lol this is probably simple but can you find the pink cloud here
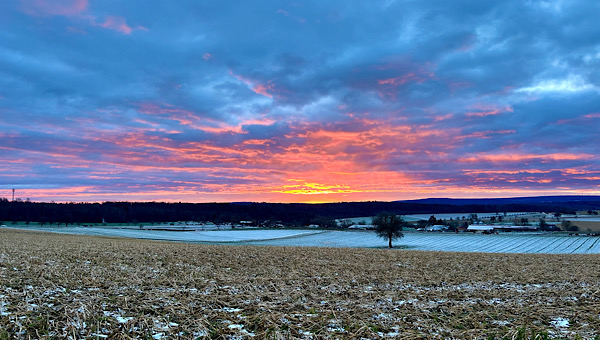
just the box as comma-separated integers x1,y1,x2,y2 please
555,112,600,125
466,104,513,117
373,62,435,100
460,152,594,163
202,53,213,61
20,0,146,35
377,73,419,86
229,71,282,98
20,0,88,17
136,102,246,134
98,16,135,35
458,130,516,140
252,83,275,98
433,113,453,122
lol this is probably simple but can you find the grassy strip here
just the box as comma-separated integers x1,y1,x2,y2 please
1,228,600,339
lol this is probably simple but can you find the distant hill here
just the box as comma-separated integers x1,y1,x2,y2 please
400,196,600,206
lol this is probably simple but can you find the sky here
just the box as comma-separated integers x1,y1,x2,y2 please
1,0,599,203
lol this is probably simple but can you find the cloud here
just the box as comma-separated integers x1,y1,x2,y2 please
1,0,599,202
96,16,137,35
19,0,88,17
517,74,598,94
18,0,145,35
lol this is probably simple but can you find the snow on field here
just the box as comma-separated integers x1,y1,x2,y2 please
4,225,600,254
563,217,600,222
2,226,325,243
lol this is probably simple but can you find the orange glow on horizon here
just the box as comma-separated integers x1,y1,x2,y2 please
10,185,600,204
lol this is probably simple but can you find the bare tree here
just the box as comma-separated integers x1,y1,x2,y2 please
373,213,406,248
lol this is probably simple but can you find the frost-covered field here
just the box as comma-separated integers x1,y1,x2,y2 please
1,228,600,339
1,226,325,243
5,226,600,254
251,231,600,254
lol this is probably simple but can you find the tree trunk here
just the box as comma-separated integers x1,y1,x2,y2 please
388,237,393,248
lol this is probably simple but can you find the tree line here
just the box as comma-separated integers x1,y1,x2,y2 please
1,198,598,227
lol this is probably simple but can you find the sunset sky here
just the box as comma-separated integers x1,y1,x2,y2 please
1,1,599,203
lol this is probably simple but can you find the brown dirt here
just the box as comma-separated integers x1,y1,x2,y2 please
1,228,600,339
565,220,600,232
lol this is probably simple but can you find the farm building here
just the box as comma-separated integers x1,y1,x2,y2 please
467,225,496,233
495,225,538,232
425,225,448,232
348,224,376,230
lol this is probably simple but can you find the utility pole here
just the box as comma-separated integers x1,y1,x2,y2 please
12,188,15,202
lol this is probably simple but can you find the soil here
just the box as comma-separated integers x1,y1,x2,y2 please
1,228,600,339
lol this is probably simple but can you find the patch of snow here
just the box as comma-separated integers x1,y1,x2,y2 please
328,326,345,332
103,311,133,324
153,320,170,331
228,324,244,329
299,330,313,337
551,317,569,328
116,316,133,324
194,330,208,337
491,320,510,326
222,307,242,313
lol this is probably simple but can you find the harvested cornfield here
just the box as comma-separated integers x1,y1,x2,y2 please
1,229,600,339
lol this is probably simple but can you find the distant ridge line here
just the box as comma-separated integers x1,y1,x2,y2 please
399,195,600,206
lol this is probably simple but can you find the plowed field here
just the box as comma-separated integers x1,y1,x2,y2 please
1,229,600,339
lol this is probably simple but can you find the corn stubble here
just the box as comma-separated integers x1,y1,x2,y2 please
1,228,600,339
